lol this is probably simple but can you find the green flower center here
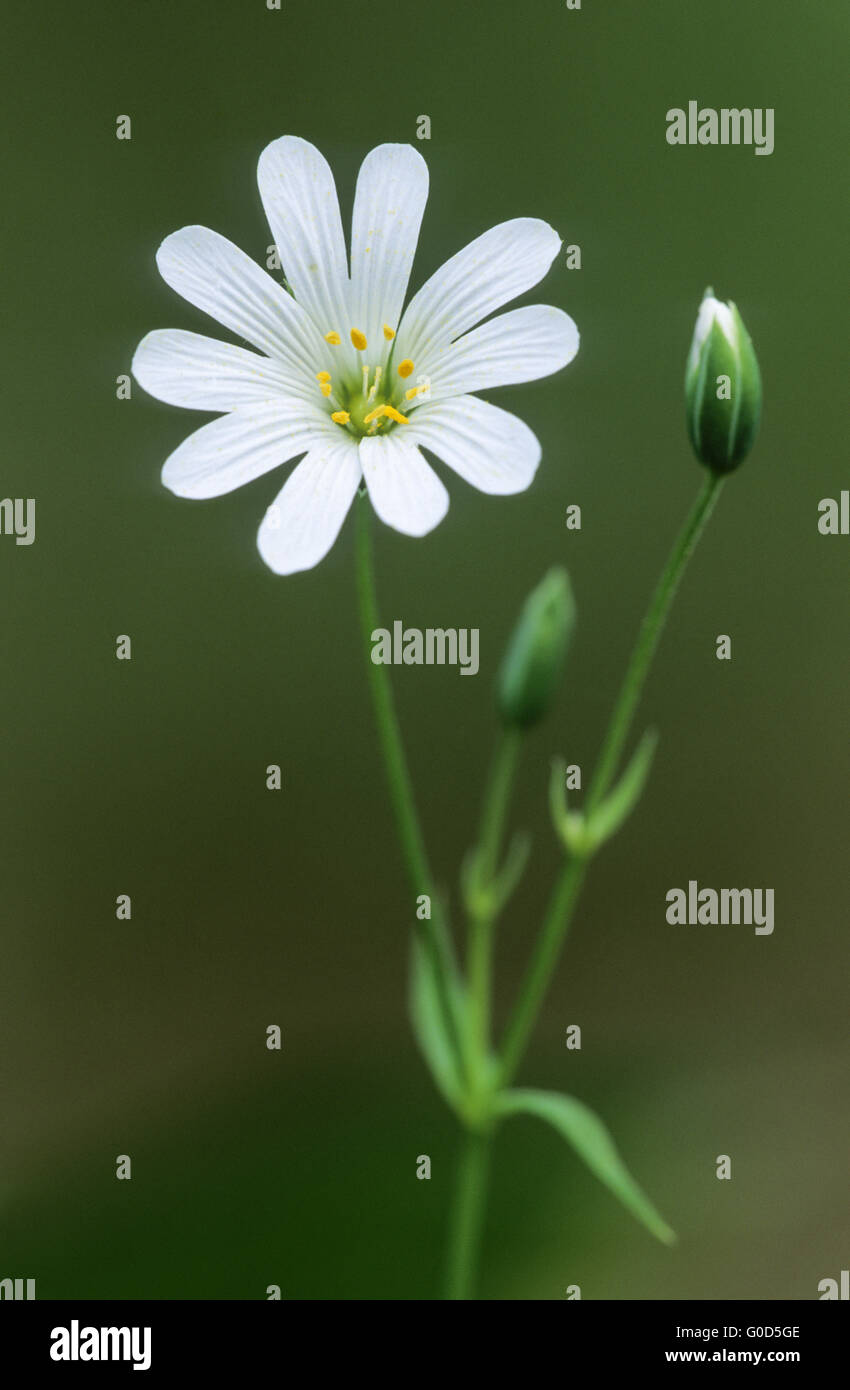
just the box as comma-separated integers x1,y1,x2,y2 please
315,324,424,439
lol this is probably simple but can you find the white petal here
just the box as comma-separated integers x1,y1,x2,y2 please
156,226,324,384
161,402,336,500
257,136,350,345
412,305,579,404
396,219,562,361
688,294,736,374
406,396,541,496
349,144,428,352
133,330,312,411
257,437,362,575
360,434,449,537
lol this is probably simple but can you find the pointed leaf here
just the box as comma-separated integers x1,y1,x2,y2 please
409,934,465,1108
489,831,531,915
496,1087,676,1244
549,757,591,856
586,728,658,851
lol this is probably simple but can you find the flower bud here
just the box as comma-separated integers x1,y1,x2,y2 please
685,289,762,474
497,568,575,730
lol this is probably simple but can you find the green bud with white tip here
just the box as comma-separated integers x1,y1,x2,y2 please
497,568,575,730
685,289,762,474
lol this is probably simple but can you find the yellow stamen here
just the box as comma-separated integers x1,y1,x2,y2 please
383,405,409,424
383,324,395,340
397,358,414,378
324,331,341,345
362,404,387,426
350,328,368,351
316,370,331,382
331,410,350,425
405,386,423,401
320,382,332,397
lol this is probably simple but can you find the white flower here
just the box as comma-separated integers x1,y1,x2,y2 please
132,137,579,575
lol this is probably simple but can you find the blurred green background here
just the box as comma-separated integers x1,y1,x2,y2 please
2,0,847,1299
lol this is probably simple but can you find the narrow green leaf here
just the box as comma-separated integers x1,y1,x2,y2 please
489,831,531,915
549,757,589,855
409,935,465,1109
496,1087,676,1245
586,728,658,851
462,831,531,921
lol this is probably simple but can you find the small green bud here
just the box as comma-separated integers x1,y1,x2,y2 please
685,288,762,474
497,568,575,730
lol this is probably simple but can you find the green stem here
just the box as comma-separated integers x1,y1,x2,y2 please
476,729,522,885
587,472,724,811
499,855,588,1086
467,728,521,1069
353,492,464,1081
499,472,725,1085
444,1128,492,1300
445,729,521,1301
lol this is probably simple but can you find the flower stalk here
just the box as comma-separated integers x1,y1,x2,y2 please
353,493,466,1093
499,470,723,1088
463,727,522,1081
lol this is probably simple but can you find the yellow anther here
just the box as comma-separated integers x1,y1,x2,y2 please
350,328,368,351
316,371,331,382
331,410,350,425
362,402,410,427
397,358,414,378
383,324,395,340
324,331,341,345
320,382,332,397
405,386,421,401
